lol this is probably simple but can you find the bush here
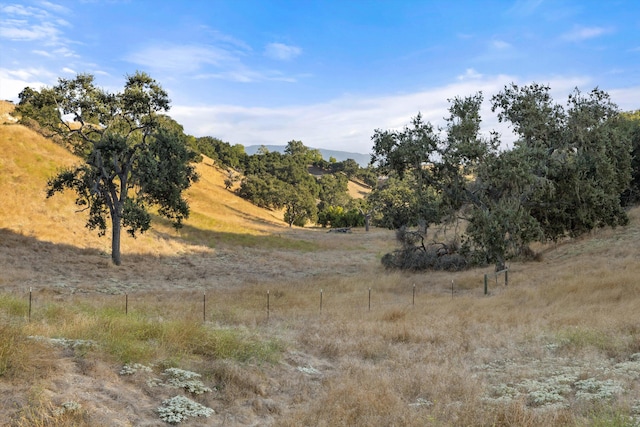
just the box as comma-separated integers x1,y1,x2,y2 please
381,247,468,271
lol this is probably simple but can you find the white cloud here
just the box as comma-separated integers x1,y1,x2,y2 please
170,73,625,154
0,67,55,100
0,19,60,41
491,39,511,50
561,26,611,42
33,49,53,57
457,68,483,81
127,43,300,83
607,86,640,112
54,47,77,57
38,1,71,14
125,45,235,73
0,2,74,56
171,74,508,153
264,42,302,61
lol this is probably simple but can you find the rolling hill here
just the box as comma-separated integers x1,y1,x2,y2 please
0,100,386,292
0,101,294,252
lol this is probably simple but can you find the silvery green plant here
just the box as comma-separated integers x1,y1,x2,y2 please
163,368,212,395
157,395,214,424
52,401,82,417
574,378,623,401
119,363,153,375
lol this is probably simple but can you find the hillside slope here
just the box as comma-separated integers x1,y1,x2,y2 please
0,101,290,254
0,101,391,293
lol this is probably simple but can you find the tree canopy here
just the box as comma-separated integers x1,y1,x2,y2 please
370,83,633,270
18,72,199,265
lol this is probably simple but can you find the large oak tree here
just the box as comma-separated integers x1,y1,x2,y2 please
18,72,199,265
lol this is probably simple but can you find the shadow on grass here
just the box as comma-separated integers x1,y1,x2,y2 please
151,215,317,251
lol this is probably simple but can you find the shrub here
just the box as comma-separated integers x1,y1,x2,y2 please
157,395,214,424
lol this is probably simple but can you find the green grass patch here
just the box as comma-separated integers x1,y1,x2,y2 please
583,405,636,427
0,323,22,376
0,293,28,317
24,301,283,365
555,327,624,357
191,327,283,363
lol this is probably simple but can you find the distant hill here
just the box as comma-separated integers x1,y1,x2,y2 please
244,145,371,167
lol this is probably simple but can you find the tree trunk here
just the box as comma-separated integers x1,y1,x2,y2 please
111,212,122,266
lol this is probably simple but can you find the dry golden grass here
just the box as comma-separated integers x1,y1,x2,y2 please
3,101,640,425
347,178,371,199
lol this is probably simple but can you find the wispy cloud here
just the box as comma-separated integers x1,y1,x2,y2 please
1,67,57,82
0,3,70,43
264,42,302,61
126,42,301,83
125,44,236,73
457,68,483,81
506,0,544,17
491,39,512,50
33,49,53,57
0,19,61,41
561,25,612,42
38,1,70,14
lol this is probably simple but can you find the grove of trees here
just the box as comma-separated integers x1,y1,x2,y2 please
205,137,371,228
370,83,638,270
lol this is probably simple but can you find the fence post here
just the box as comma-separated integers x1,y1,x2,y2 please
320,289,323,313
412,284,415,306
125,293,128,315
203,292,206,322
451,280,454,298
267,290,270,320
29,287,32,322
368,288,371,311
484,274,488,295
505,269,509,286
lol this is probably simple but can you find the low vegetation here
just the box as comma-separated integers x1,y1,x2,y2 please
2,213,640,426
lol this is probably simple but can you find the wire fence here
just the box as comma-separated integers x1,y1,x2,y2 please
9,269,510,324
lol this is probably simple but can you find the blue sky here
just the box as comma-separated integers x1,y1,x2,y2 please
1,0,639,154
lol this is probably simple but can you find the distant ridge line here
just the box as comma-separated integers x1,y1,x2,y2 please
244,145,370,167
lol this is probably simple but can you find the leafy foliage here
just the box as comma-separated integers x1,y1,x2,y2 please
236,140,360,227
193,136,247,170
370,83,632,269
620,110,640,205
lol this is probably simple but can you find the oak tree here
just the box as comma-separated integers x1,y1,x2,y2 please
20,72,199,265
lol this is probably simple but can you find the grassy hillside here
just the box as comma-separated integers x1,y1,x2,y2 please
0,101,300,253
3,100,640,426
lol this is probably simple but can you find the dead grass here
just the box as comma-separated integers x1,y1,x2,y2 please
3,104,640,425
